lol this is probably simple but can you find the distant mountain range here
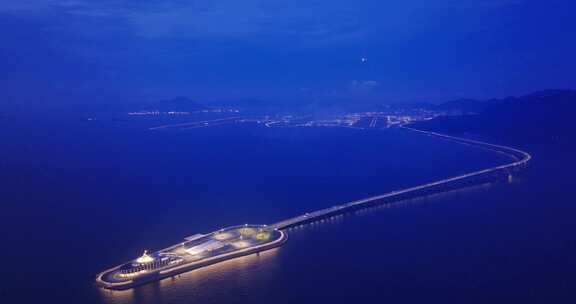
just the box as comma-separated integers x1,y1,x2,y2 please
412,89,576,144
432,98,497,113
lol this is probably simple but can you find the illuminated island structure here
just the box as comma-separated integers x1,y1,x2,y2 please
96,225,286,290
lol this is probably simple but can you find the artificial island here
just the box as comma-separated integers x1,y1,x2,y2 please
96,225,286,290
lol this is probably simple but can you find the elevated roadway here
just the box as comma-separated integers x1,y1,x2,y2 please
271,127,531,230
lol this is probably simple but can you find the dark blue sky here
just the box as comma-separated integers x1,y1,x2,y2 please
1,0,575,110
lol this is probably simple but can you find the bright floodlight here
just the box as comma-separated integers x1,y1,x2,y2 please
136,250,154,264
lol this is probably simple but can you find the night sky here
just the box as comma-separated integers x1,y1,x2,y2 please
1,0,575,110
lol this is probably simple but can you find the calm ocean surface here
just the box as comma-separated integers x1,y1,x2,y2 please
1,115,575,303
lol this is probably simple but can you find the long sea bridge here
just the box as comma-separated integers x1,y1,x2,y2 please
270,126,531,230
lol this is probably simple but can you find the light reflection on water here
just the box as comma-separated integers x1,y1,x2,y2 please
284,180,498,235
99,248,280,304
99,288,134,304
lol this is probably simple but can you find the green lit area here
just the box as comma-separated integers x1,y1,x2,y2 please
96,225,286,290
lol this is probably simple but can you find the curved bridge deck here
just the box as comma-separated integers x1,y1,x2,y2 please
271,127,531,230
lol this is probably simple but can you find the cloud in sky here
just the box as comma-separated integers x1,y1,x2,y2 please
0,0,521,43
4,0,576,109
0,1,361,41
350,80,380,93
